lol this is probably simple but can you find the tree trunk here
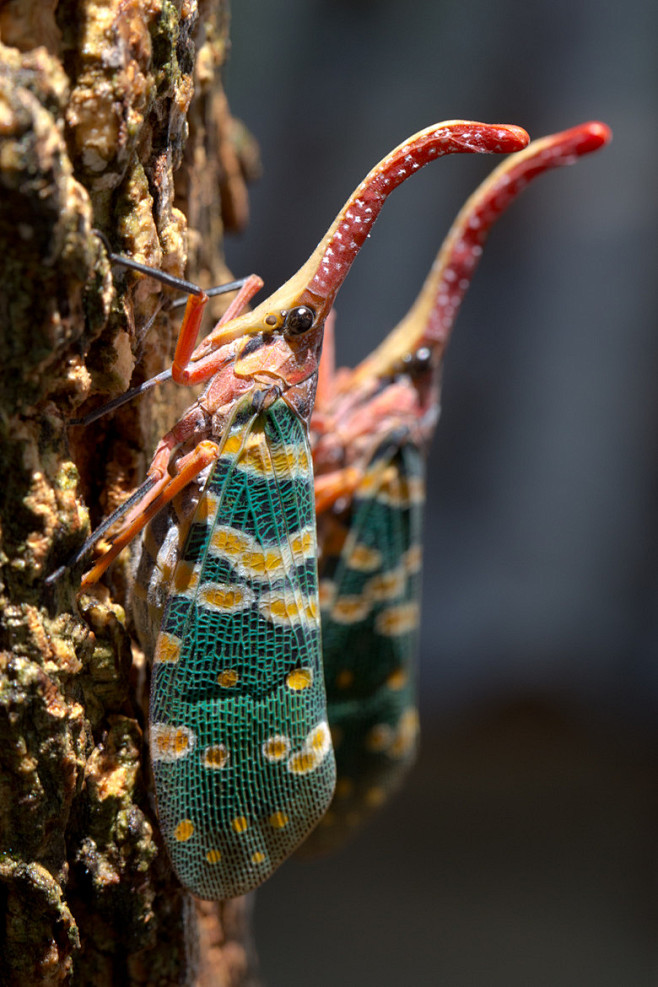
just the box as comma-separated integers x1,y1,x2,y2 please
0,2,260,983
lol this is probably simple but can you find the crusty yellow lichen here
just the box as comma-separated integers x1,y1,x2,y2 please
66,0,159,184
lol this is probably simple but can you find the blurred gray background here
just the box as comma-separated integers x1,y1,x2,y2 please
222,0,657,983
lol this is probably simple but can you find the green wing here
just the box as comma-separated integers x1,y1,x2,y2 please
307,435,424,854
150,398,335,899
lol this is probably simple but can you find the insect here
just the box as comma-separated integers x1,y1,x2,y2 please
305,121,611,854
72,121,530,900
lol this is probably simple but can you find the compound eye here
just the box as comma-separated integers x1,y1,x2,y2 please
283,305,315,335
401,346,432,376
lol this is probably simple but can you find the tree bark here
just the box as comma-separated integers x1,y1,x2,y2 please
0,2,260,983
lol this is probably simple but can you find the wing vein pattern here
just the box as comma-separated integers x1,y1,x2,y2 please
149,397,335,898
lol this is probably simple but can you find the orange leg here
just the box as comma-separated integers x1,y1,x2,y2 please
81,440,220,588
74,264,263,585
171,275,264,385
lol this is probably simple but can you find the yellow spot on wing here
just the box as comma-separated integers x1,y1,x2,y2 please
223,431,274,475
348,543,382,572
154,632,181,664
222,433,248,458
286,667,313,691
217,669,239,688
362,465,425,507
365,723,394,752
381,475,425,506
175,819,194,842
203,744,230,769
389,708,420,759
287,720,332,774
259,591,319,625
386,667,408,690
268,811,289,829
232,816,248,834
289,527,316,559
151,723,196,761
251,850,266,864
241,441,272,475
304,720,331,757
402,543,422,574
359,464,394,496
199,582,254,611
331,595,371,624
174,730,192,755
241,546,286,577
206,849,222,864
307,722,331,756
375,602,419,636
270,444,311,477
319,580,336,609
368,568,405,602
287,750,319,775
210,524,315,581
210,525,251,556
262,735,291,762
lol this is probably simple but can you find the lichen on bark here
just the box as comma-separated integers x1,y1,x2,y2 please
0,2,260,983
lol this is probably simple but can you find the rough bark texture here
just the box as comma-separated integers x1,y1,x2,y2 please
0,2,260,983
